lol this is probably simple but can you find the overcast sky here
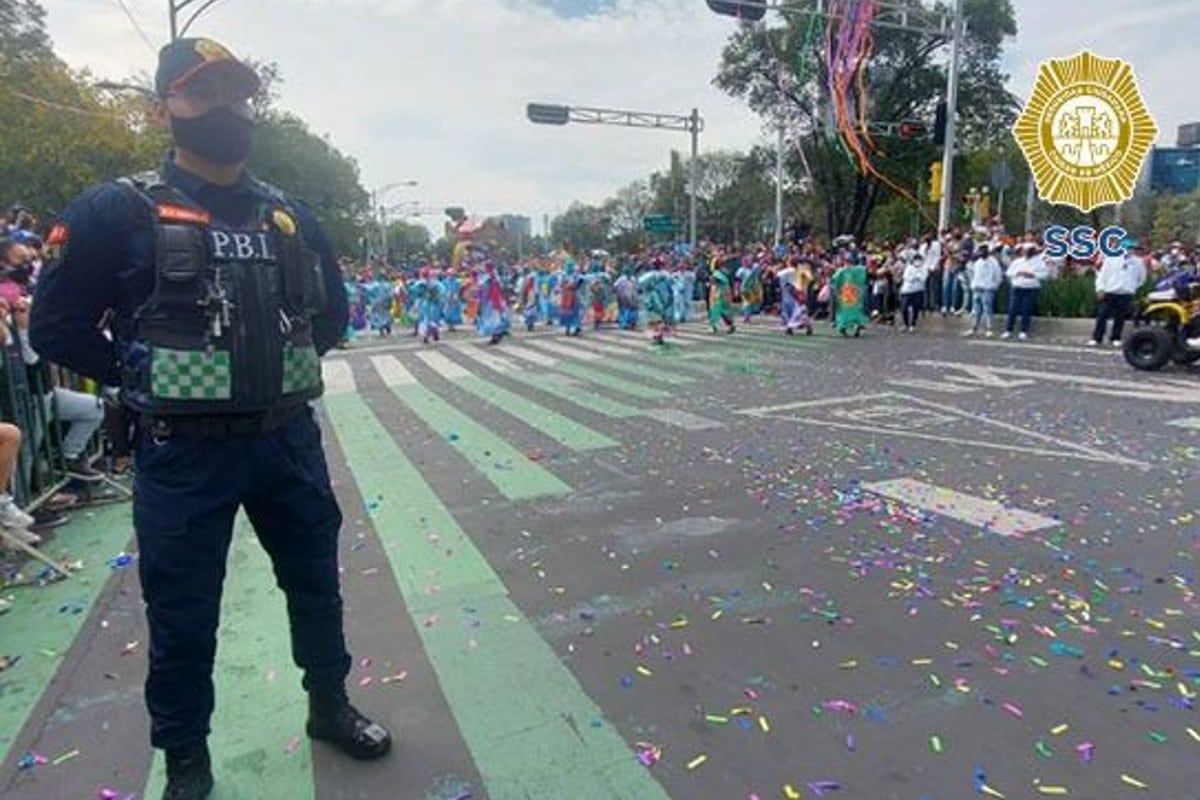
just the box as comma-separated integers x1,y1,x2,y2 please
43,0,1200,235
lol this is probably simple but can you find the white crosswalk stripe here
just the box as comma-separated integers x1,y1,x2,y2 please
502,345,559,367
525,339,605,362
370,355,418,386
452,346,521,375
414,350,472,381
321,359,357,395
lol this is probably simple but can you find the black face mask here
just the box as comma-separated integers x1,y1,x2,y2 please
170,106,254,165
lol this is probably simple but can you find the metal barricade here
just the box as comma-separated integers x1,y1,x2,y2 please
0,341,70,509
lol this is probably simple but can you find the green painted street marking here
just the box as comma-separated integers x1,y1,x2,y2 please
144,515,316,800
324,394,671,800
525,339,696,386
454,348,642,419
503,347,670,402
0,505,132,765
371,356,571,501
415,349,617,452
574,337,718,374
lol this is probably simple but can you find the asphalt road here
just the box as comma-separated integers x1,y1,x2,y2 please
3,316,1198,800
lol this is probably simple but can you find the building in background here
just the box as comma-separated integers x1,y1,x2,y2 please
1148,123,1200,194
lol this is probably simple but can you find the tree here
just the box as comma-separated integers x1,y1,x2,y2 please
550,202,612,253
383,219,430,264
713,0,1018,237
608,180,653,251
248,111,370,257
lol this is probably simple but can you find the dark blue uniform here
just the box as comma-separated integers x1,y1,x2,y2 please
30,160,352,750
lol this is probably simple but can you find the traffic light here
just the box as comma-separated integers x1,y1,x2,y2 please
705,0,767,21
929,162,943,201
933,101,948,147
899,120,927,140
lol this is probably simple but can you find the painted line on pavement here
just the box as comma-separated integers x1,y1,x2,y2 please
415,351,618,452
570,337,719,376
0,505,133,767
453,348,641,419
369,355,418,386
1166,417,1200,430
143,514,317,800
321,360,357,395
864,477,1061,537
370,356,571,501
967,339,1119,357
913,359,1200,403
323,394,672,800
526,339,696,386
503,348,671,402
497,345,557,367
641,407,723,430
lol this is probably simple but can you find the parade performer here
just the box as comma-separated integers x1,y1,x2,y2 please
639,261,675,344
476,261,511,344
830,259,869,337
737,256,764,323
586,258,612,330
366,274,394,337
462,267,480,327
559,258,584,336
515,266,539,331
709,267,737,334
538,267,558,325
614,265,639,330
777,260,814,335
416,267,443,343
348,277,368,335
441,268,464,331
672,263,695,324
391,273,414,331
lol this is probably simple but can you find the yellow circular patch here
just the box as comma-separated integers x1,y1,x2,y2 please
1012,50,1158,212
272,209,297,236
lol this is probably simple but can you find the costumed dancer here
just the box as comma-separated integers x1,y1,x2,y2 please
709,267,737,334
586,257,612,330
830,258,869,337
639,260,674,344
737,256,764,323
462,267,480,328
476,261,511,344
614,264,639,330
441,268,464,331
416,267,444,343
348,275,368,336
391,272,413,331
672,262,694,324
558,258,584,336
515,266,539,331
538,267,558,326
777,259,814,335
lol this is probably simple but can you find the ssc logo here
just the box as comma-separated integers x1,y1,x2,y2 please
1043,225,1128,260
1012,51,1157,212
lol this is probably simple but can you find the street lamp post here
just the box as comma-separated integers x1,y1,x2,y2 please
373,181,419,262
168,0,231,41
527,102,705,249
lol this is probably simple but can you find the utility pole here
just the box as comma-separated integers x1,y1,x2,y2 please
937,0,964,233
1024,175,1037,234
775,125,785,247
690,107,700,250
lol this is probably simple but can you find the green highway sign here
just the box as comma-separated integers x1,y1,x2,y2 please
642,214,678,233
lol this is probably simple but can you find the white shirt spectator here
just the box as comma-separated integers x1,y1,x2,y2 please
922,239,942,272
900,261,928,294
1095,254,1146,295
1007,253,1048,289
971,255,1004,291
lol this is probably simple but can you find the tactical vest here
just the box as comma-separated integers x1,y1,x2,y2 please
120,174,327,416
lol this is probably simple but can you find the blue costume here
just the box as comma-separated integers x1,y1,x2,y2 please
441,272,464,328
558,260,584,336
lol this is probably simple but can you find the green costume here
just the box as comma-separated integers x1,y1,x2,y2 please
831,264,869,335
709,268,736,332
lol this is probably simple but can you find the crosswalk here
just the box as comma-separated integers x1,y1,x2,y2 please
1,323,830,800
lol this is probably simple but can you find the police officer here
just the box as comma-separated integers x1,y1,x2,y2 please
29,38,390,800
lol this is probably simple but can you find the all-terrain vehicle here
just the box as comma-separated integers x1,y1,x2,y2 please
1124,270,1200,371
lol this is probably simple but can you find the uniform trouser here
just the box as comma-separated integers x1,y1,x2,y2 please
1092,293,1134,343
1005,287,1039,334
900,291,924,328
133,406,350,750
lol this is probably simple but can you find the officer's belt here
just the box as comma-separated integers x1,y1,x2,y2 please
140,405,305,440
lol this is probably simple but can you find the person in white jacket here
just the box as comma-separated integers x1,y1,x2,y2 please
898,253,928,332
1002,242,1049,339
1088,243,1147,347
965,245,1004,336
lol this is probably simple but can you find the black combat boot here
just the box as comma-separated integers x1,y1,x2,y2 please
306,689,392,760
163,741,213,800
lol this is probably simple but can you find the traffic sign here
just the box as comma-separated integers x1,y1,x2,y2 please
642,215,678,233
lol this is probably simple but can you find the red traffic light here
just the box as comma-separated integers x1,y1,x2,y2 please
899,121,927,140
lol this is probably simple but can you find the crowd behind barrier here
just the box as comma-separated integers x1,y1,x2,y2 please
0,205,118,555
